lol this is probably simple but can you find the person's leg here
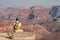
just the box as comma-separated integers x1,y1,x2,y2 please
15,30,23,32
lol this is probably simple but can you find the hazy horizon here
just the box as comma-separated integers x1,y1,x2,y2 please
0,0,60,8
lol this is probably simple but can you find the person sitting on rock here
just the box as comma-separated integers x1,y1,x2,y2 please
14,17,23,32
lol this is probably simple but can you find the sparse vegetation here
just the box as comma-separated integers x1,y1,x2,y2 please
8,14,12,19
56,15,60,18
49,6,58,17
28,13,34,19
6,31,14,39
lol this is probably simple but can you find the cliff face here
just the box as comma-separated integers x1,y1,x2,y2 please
0,6,60,40
0,32,35,40
0,6,60,32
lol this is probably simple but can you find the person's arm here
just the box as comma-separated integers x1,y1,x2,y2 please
19,22,21,27
14,23,16,32
14,23,16,25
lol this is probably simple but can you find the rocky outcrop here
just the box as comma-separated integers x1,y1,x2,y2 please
0,32,35,40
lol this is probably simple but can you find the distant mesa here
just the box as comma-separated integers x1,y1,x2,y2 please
30,5,46,10
19,6,29,9
6,7,17,10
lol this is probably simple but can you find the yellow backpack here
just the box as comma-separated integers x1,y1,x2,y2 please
14,22,20,30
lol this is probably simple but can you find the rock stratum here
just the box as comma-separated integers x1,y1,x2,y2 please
0,32,35,40
0,6,60,40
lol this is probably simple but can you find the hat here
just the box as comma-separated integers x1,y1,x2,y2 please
16,17,19,21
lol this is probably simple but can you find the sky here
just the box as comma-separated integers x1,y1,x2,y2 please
0,0,60,8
